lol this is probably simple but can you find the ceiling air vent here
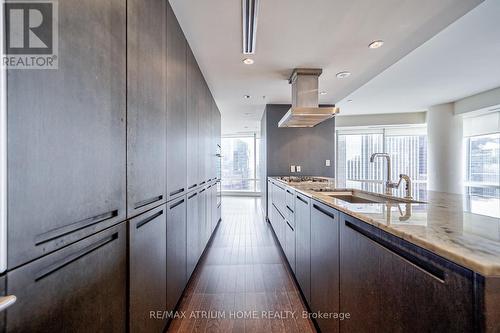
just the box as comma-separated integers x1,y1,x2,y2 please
242,0,259,54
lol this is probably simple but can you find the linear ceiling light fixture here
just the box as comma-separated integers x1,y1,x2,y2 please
242,0,260,54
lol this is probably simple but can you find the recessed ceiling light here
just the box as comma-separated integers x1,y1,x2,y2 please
244,95,251,99
368,40,384,49
242,58,254,65
336,71,351,79
319,91,327,95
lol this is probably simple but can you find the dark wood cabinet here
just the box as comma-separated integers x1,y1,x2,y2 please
6,223,127,333
187,46,200,191
311,200,340,333
166,2,187,201
7,0,126,269
187,191,200,279
295,193,311,303
129,206,167,333
127,0,167,217
340,213,474,332
166,196,187,312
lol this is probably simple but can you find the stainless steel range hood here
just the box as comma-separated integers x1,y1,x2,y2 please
278,68,339,128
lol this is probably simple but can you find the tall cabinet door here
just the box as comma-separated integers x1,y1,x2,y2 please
311,200,340,333
6,223,127,333
295,194,311,303
187,46,200,191
198,187,207,252
127,0,167,216
7,0,126,269
129,206,167,333
166,2,187,201
166,196,187,312
187,191,199,279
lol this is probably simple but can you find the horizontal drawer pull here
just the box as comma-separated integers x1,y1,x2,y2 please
134,195,163,209
286,221,294,231
345,220,445,281
169,199,185,210
199,189,206,194
35,233,118,281
273,204,285,219
188,192,198,200
188,184,198,189
199,181,206,185
35,209,118,246
136,210,163,229
286,205,294,213
169,188,185,196
313,204,335,219
296,195,308,205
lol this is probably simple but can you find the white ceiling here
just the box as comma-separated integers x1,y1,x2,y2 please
337,0,500,115
170,0,484,134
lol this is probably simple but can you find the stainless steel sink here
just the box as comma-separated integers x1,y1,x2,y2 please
313,189,425,204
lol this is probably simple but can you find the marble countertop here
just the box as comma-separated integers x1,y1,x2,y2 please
270,177,500,277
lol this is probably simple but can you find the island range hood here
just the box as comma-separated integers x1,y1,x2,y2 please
278,68,339,128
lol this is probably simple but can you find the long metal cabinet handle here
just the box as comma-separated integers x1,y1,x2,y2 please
136,210,163,229
169,199,185,210
134,195,163,209
313,204,335,219
169,188,185,196
297,195,308,204
0,296,16,312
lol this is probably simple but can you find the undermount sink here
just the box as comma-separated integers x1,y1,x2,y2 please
313,189,425,204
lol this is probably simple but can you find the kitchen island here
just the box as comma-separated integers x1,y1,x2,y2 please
267,176,500,332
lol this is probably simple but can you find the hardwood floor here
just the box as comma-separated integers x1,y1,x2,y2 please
168,196,316,333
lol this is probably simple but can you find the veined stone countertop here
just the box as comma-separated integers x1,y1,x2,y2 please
270,177,500,277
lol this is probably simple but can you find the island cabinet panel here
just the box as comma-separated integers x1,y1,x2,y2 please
129,206,167,333
127,0,167,217
7,0,126,269
295,193,312,304
6,223,127,333
166,1,187,202
166,196,187,313
311,200,340,333
339,213,475,333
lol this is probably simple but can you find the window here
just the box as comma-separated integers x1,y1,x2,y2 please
336,126,427,199
221,135,260,193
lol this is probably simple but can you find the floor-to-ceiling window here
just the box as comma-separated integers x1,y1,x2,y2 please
336,126,427,199
463,112,500,218
221,134,260,194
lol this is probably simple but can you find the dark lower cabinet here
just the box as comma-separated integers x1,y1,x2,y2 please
126,0,167,217
294,194,311,303
340,213,474,332
129,206,167,333
5,223,127,333
187,191,200,278
311,200,340,333
285,220,296,273
166,196,187,312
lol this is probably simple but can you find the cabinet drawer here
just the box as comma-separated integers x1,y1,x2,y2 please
6,223,127,333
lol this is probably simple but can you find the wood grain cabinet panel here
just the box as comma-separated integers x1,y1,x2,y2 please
6,223,127,333
7,0,126,269
166,196,187,312
129,206,167,333
127,0,167,217
311,200,340,333
166,2,187,201
340,213,474,332
294,193,311,304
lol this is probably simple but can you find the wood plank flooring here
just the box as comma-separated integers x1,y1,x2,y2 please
168,196,316,333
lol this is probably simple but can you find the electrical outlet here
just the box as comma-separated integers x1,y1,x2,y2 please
296,165,301,172
326,159,331,166
290,165,296,173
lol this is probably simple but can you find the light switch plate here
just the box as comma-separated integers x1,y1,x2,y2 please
290,165,296,173
326,159,331,166
296,165,301,172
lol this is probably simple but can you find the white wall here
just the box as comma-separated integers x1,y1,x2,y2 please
427,103,464,194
